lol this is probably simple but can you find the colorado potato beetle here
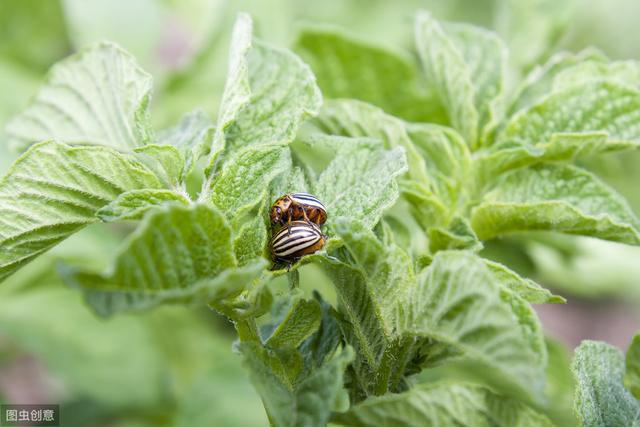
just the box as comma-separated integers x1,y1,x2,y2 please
270,220,326,264
269,192,327,228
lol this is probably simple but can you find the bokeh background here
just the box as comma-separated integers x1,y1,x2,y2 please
1,0,639,426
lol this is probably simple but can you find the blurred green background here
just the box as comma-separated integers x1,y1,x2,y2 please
1,0,639,426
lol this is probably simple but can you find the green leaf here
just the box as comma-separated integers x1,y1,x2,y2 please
552,60,640,91
502,81,640,146
415,13,506,147
264,297,322,350
6,41,153,152
415,12,478,145
445,22,508,144
572,340,640,427
0,141,161,282
233,214,268,266
154,109,215,177
313,137,407,229
406,124,470,215
96,189,189,222
333,382,555,427
428,217,482,253
294,26,444,123
472,164,640,245
210,145,291,220
240,342,353,427
484,259,565,304
476,131,638,180
625,334,640,400
318,219,415,396
62,204,266,316
205,13,321,175
223,39,322,150
508,49,607,115
400,251,547,402
134,144,186,189
206,13,252,168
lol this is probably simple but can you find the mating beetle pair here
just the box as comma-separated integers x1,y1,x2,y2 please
268,193,328,264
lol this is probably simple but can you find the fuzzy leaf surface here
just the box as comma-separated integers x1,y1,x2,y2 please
334,382,554,427
0,141,161,281
572,340,640,427
472,165,640,244
6,42,152,151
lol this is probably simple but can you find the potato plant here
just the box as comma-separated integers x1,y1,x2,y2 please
1,9,640,427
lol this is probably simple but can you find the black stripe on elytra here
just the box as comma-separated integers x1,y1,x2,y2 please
272,227,317,245
275,234,319,252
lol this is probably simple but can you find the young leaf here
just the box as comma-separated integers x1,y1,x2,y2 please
0,141,162,282
625,334,640,400
240,342,353,427
294,26,445,123
508,49,607,115
223,39,322,150
134,144,186,188
472,164,640,245
445,22,508,144
264,297,322,350
400,251,547,402
62,204,266,316
572,340,640,427
204,13,251,170
312,137,407,229
6,42,153,152
406,124,470,212
96,189,189,222
501,81,640,146
210,145,291,220
484,259,565,304
415,13,506,147
205,13,321,175
333,382,555,427
428,217,482,253
310,99,429,185
154,109,215,176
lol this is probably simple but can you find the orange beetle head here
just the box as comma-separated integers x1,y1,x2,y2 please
269,195,292,224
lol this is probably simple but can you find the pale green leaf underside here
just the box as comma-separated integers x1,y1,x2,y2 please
6,41,152,152
572,340,640,427
64,204,264,316
96,189,189,222
225,39,322,149
472,164,640,245
210,145,291,219
502,81,640,146
625,334,640,400
415,11,478,145
334,382,554,427
241,342,353,427
0,141,161,282
313,138,407,229
294,26,443,123
400,251,547,401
